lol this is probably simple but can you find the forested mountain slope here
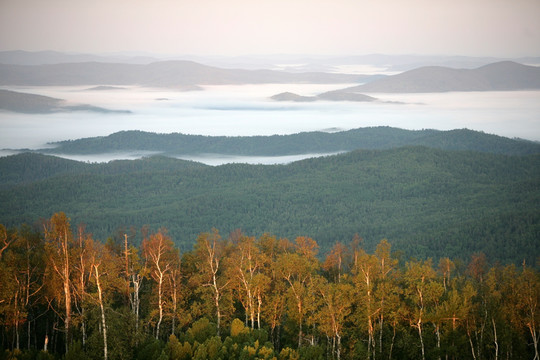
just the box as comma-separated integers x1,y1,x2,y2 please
42,127,540,156
1,147,538,265
0,152,206,188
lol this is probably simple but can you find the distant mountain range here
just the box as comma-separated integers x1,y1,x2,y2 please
344,61,540,93
0,89,130,114
268,61,540,99
1,52,538,91
0,50,159,65
2,50,539,73
32,127,540,157
0,60,371,87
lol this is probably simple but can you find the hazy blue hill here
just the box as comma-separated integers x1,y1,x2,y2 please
271,91,377,102
0,147,538,265
475,61,540,89
270,92,317,102
0,89,63,113
316,90,377,101
0,60,369,87
42,127,540,156
0,89,130,114
0,50,158,65
347,61,540,92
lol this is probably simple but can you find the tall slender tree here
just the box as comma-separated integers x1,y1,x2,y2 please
194,229,230,335
312,275,353,360
352,248,379,359
276,237,318,348
88,238,120,360
142,229,176,339
72,225,92,346
404,259,438,360
517,265,540,360
374,239,397,358
43,212,74,353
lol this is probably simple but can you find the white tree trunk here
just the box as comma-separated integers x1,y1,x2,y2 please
156,273,163,339
94,265,108,360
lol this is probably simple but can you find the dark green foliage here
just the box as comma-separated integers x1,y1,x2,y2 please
135,338,164,360
185,318,217,344
64,341,90,360
41,127,540,156
102,308,140,360
167,335,192,360
1,146,538,264
298,345,324,359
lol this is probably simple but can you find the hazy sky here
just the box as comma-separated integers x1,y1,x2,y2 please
1,0,539,57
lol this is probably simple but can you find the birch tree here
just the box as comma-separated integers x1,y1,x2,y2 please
142,229,176,339
352,248,379,359
43,212,74,353
193,229,231,335
88,238,120,360
404,259,438,360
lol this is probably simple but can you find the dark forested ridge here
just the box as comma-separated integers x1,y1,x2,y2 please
0,152,206,189
0,215,539,360
1,146,538,265
40,127,540,156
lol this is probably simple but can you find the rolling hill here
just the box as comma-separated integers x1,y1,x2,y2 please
0,141,538,265
270,91,377,102
0,60,371,87
39,127,540,157
343,61,540,93
0,89,130,114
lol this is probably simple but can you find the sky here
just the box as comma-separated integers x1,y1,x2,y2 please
0,0,539,57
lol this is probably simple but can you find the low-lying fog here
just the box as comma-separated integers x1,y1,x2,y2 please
1,84,539,165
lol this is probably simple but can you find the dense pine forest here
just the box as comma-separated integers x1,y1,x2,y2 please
1,143,539,265
40,128,540,156
0,213,539,360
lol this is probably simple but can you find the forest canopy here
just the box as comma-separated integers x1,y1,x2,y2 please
1,145,538,265
0,214,539,360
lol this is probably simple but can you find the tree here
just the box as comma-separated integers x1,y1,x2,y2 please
323,242,348,283
228,235,268,329
0,224,14,260
88,238,120,360
142,229,176,339
128,242,144,332
193,229,229,335
276,237,318,349
0,229,26,350
466,252,489,360
72,225,92,346
516,265,540,360
352,248,379,359
312,275,352,360
438,257,455,292
374,239,398,358
404,259,439,360
440,279,475,360
43,212,74,353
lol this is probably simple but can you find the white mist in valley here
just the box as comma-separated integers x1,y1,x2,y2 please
1,84,539,164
